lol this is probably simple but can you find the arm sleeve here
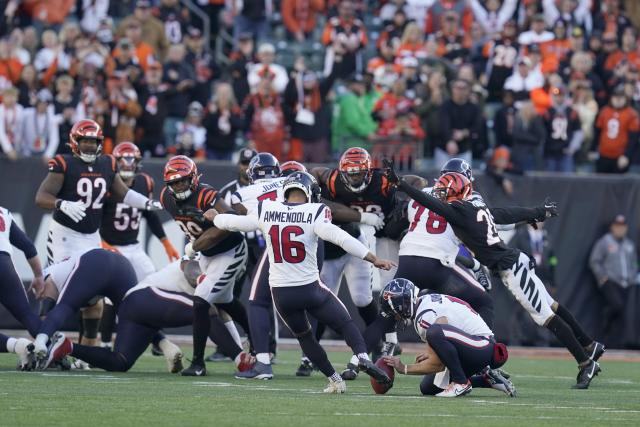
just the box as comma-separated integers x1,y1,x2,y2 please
497,0,518,26
142,210,167,240
9,222,37,259
397,180,458,221
489,206,545,224
313,221,369,259
123,189,151,209
213,213,260,232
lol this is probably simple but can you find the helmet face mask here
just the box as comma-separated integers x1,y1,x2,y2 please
248,153,280,183
433,172,472,203
339,147,372,193
113,142,141,180
70,119,104,164
77,137,102,163
379,279,417,323
163,155,199,201
168,177,193,200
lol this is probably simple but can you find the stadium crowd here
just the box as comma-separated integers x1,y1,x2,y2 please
1,0,640,174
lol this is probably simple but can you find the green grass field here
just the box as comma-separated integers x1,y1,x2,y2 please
0,347,638,427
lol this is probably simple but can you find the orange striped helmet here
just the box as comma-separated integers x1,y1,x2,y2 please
113,142,141,179
338,147,372,193
163,155,200,200
432,172,472,203
69,119,104,164
280,160,307,176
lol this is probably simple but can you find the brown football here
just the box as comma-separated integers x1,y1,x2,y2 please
370,358,395,394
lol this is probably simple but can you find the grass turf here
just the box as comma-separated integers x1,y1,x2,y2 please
0,348,638,427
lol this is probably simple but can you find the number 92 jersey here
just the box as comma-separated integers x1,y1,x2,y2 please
100,173,154,246
399,187,460,266
48,154,117,234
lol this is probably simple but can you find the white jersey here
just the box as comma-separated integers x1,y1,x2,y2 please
399,188,460,266
43,256,78,294
125,260,194,298
231,177,288,214
0,206,15,255
414,293,493,341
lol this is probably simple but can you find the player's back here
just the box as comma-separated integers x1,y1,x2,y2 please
399,187,460,265
0,206,15,255
232,177,287,213
414,293,492,341
258,200,329,287
127,260,194,297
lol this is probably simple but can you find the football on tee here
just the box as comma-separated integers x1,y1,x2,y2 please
370,358,394,394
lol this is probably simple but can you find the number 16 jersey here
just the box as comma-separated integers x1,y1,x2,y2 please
48,154,117,234
399,187,460,267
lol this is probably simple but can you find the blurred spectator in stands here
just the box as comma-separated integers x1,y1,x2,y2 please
284,56,339,163
33,30,72,78
425,0,473,35
231,0,272,46
572,81,599,162
169,101,207,161
379,0,410,26
20,88,58,162
123,18,157,72
158,0,190,45
436,79,481,167
331,74,378,154
539,19,571,74
374,97,425,168
511,100,546,171
469,0,517,37
482,20,520,103
593,0,633,39
493,89,516,147
416,68,448,157
542,86,583,172
53,75,75,155
108,0,136,19
396,22,429,61
185,26,219,106
202,0,226,40
80,0,110,35
282,0,324,42
558,27,586,81
399,56,424,100
95,17,116,48
108,72,142,145
163,43,195,145
16,64,37,107
504,56,544,101
118,0,168,61
377,8,409,53
542,0,593,34
136,61,170,157
248,43,288,94
229,33,255,104
567,50,606,106
0,86,23,161
0,38,23,90
603,27,640,89
373,78,413,124
9,29,32,66
322,0,367,78
204,82,244,160
26,0,75,33
106,38,144,82
243,77,287,160
596,31,619,81
518,14,554,46
432,11,472,66
590,214,638,347
485,146,521,196
368,37,401,78
594,85,639,173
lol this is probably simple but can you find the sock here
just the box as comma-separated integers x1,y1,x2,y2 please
385,333,398,344
357,300,379,326
339,320,368,355
82,318,100,340
35,333,48,348
329,372,342,382
100,303,116,344
546,315,589,364
224,320,243,348
301,356,310,363
256,352,270,365
349,354,359,365
209,314,243,360
192,297,211,363
6,337,16,353
216,299,251,343
554,304,593,347
297,330,335,377
357,352,369,361
158,338,177,355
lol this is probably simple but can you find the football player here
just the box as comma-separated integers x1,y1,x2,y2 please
386,161,605,389
380,279,515,397
35,119,162,347
45,259,254,375
160,155,248,376
210,171,394,393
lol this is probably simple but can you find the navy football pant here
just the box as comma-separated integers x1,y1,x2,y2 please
71,287,243,371
0,253,41,336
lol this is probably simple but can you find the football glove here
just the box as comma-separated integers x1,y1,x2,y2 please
382,159,399,185
57,200,86,223
145,199,163,211
543,198,558,218
184,241,196,258
360,212,385,230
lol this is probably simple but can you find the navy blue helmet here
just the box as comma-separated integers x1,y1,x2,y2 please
440,158,473,181
248,152,280,182
379,278,417,320
283,171,321,203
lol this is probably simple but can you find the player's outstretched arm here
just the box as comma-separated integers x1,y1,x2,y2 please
489,198,558,225
112,175,162,211
383,346,445,375
211,210,260,233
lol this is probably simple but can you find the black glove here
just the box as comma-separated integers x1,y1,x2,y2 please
383,159,399,185
542,197,558,218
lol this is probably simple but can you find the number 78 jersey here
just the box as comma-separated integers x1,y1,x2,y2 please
399,187,461,266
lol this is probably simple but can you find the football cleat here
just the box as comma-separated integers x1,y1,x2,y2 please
474,265,492,290
340,363,359,380
588,341,605,362
323,379,346,394
436,381,472,397
33,340,48,370
205,349,231,362
484,368,517,397
573,360,601,389
358,358,391,386
15,339,36,371
236,352,256,372
235,361,273,380
181,360,207,376
43,333,73,371
151,343,164,356
159,340,183,373
296,358,314,377
380,342,399,357
70,359,91,370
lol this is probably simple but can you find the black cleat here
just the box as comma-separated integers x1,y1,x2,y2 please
484,368,517,397
587,341,605,362
340,363,359,380
573,360,601,389
381,342,398,357
181,360,207,376
151,343,164,357
295,358,314,377
205,349,231,362
358,358,391,386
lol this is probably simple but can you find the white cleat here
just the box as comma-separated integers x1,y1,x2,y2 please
71,359,91,370
14,339,35,371
33,341,48,370
323,379,347,394
159,339,184,373
436,381,472,398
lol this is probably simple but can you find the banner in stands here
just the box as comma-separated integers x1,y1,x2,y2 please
1,158,639,348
